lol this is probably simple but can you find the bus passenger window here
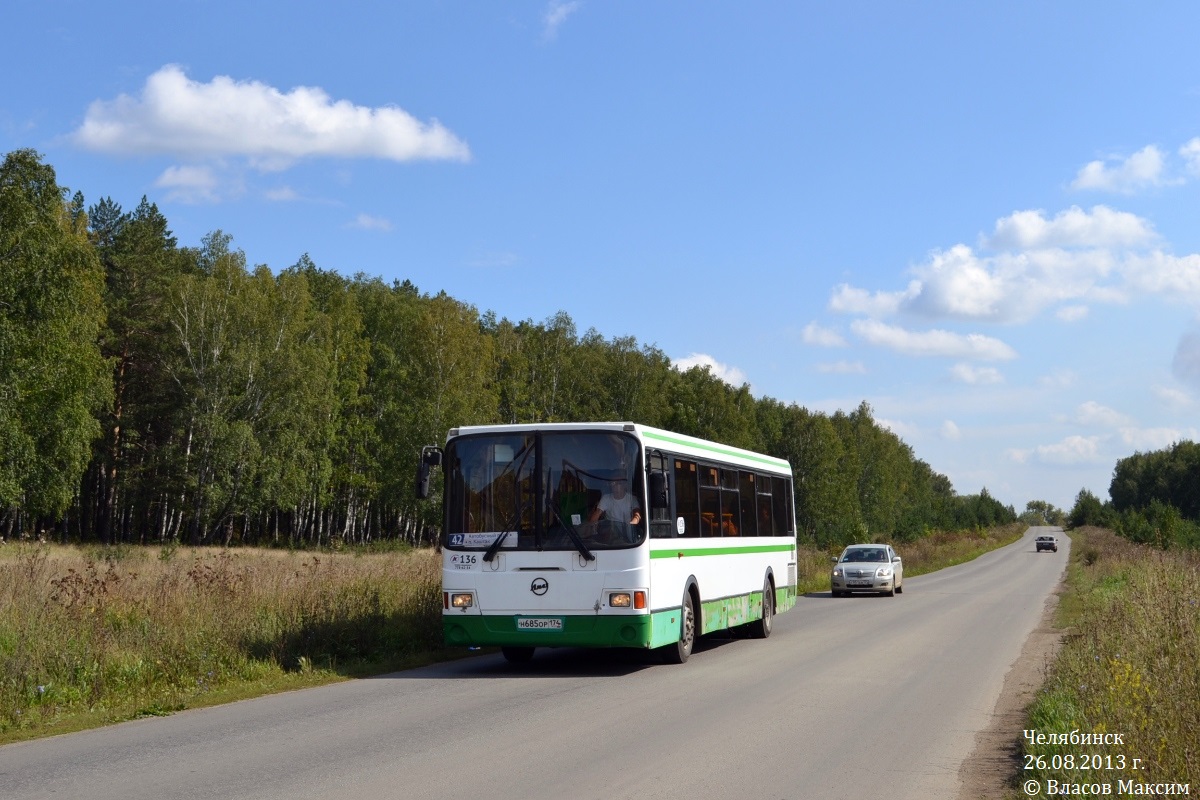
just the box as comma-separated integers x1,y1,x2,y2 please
674,459,700,537
740,471,757,537
700,485,721,537
772,476,793,535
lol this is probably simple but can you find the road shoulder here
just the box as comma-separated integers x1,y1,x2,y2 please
956,581,1065,799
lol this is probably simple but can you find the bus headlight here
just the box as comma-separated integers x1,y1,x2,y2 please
447,592,474,609
608,591,646,609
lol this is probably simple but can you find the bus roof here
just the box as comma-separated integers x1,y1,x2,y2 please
445,422,792,475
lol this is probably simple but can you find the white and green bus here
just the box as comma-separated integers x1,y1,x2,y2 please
416,422,798,664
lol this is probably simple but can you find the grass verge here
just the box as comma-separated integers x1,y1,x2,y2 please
0,544,444,744
1018,526,1198,791
1,524,1024,744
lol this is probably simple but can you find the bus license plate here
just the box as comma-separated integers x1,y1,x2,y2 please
516,617,563,630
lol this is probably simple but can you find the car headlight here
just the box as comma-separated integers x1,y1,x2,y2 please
832,568,843,578
875,567,892,578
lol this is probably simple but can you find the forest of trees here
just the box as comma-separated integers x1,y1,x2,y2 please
1,149,1016,549
1068,440,1200,549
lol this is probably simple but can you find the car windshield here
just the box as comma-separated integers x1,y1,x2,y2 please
443,430,645,551
843,548,887,562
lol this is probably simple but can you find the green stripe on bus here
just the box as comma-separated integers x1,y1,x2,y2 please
641,430,790,470
649,543,796,558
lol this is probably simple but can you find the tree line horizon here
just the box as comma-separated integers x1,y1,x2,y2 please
26,146,1175,550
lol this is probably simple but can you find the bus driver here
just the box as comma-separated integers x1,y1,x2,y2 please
589,477,642,526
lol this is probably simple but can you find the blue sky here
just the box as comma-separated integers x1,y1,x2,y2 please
5,1,1200,512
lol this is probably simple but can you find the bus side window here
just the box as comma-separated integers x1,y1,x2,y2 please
674,459,700,537
648,453,674,538
757,474,773,538
772,476,794,535
719,468,740,536
699,465,721,537
740,471,758,537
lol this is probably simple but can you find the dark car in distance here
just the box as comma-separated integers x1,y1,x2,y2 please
1035,535,1058,552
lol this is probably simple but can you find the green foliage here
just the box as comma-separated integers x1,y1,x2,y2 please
1109,440,1200,522
1116,500,1200,550
1068,488,1113,530
1023,499,1067,526
4,149,1010,546
0,150,111,518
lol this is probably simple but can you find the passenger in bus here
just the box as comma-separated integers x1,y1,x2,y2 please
589,477,642,526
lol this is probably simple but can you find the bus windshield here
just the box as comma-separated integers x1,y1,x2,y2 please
444,430,644,551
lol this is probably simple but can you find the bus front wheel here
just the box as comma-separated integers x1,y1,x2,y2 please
662,592,695,664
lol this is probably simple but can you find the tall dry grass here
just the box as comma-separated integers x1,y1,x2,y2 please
1,524,1025,742
0,544,440,740
1023,527,1199,788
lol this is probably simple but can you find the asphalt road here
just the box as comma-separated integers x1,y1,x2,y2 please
0,526,1068,800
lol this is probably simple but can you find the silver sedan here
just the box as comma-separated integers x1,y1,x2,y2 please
831,544,903,597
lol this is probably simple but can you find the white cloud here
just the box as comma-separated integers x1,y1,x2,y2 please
816,360,866,374
543,1,582,41
1071,145,1168,193
878,418,919,440
802,321,846,347
850,319,1017,361
1006,448,1032,464
1056,305,1089,322
1039,369,1077,390
904,245,1008,319
829,282,914,317
903,243,1127,323
949,363,1004,385
828,205,1200,327
1153,384,1193,410
1182,138,1200,177
985,205,1157,251
1036,435,1103,465
73,64,470,166
672,353,748,386
346,213,393,232
1075,401,1131,428
264,186,300,202
1118,426,1197,450
154,164,220,203
1124,252,1200,302
941,420,962,440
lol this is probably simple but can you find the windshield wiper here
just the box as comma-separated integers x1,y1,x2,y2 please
483,528,509,563
484,500,531,563
548,499,595,562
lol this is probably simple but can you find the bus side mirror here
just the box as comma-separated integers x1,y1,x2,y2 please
649,472,668,510
415,446,442,500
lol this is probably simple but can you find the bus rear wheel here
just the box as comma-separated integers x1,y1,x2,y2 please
662,592,695,664
749,578,773,639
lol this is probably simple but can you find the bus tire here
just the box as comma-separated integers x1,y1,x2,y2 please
662,591,695,664
749,577,773,639
501,646,535,664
